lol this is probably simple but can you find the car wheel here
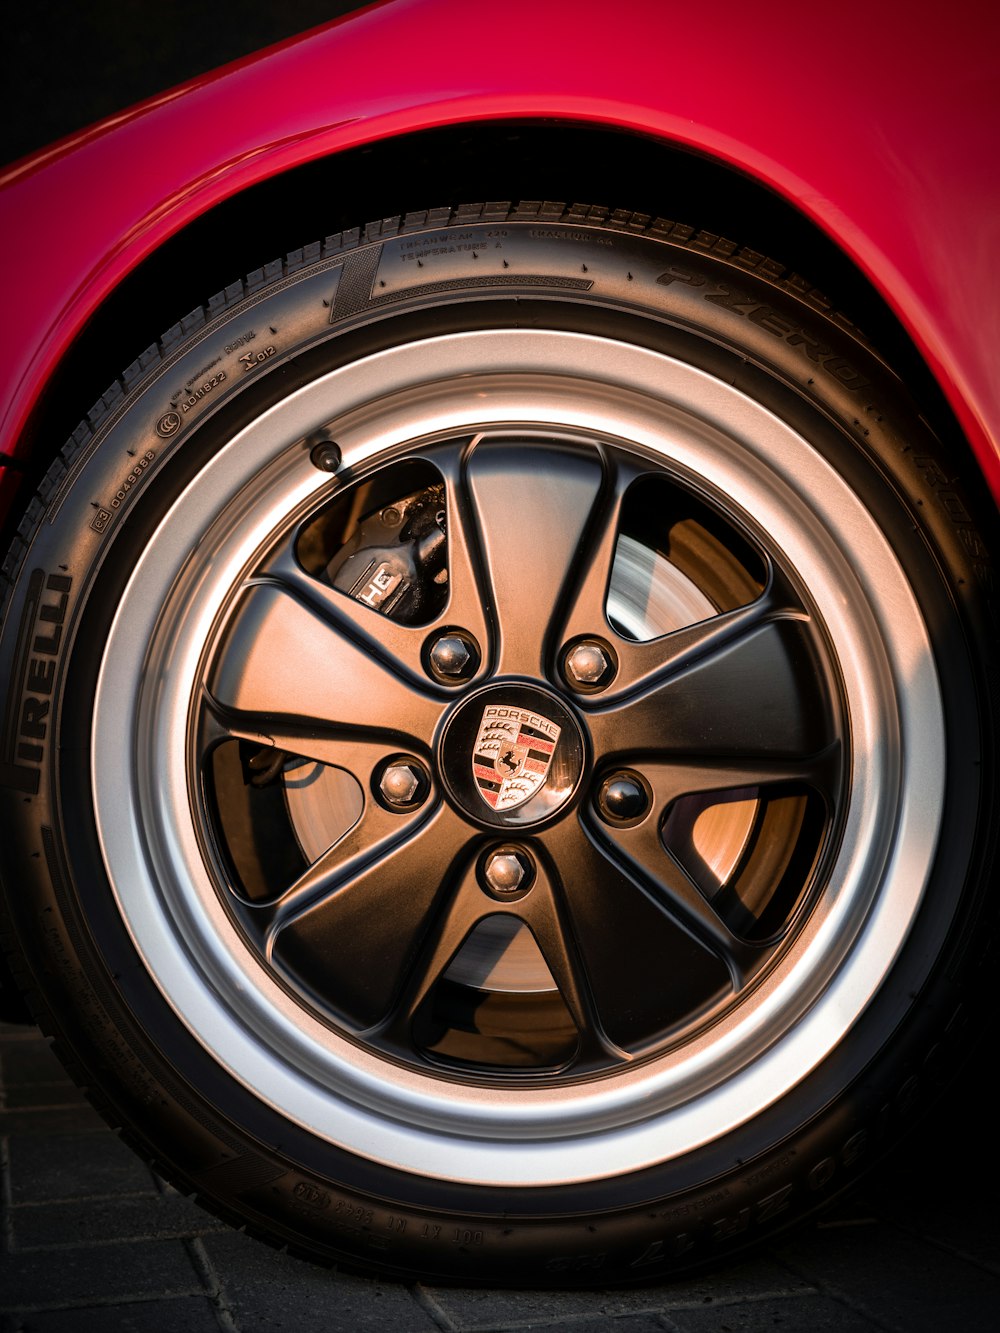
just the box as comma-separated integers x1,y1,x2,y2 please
1,204,996,1284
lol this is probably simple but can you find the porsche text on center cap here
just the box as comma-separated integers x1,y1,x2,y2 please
472,704,561,811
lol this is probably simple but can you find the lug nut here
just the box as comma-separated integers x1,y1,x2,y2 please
565,641,611,686
429,634,471,677
379,761,423,808
597,772,650,823
482,847,533,898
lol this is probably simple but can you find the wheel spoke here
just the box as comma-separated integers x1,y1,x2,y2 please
578,809,763,987
208,580,444,747
598,570,788,701
558,485,795,707
463,439,609,676
515,854,631,1064
586,615,834,764
261,545,434,684
266,801,471,1028
537,817,736,1045
555,452,653,655
638,744,843,812
372,849,628,1066
372,860,507,1043
216,723,406,802
414,444,494,656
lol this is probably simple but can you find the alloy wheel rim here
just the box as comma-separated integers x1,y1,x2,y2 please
92,329,943,1186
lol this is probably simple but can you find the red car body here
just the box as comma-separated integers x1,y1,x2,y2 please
1,0,999,523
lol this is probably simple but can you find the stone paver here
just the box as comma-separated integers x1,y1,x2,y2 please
6,1296,221,1333
198,1230,438,1331
11,1189,228,1250
0,1036,71,1091
776,1221,1000,1333
670,1293,880,1331
426,1257,811,1331
8,1131,157,1204
2,1238,204,1312
530,1318,673,1333
3,1020,999,1331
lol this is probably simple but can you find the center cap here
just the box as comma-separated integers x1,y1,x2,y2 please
440,683,586,829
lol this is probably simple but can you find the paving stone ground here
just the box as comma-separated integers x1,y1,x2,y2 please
2,1021,996,1332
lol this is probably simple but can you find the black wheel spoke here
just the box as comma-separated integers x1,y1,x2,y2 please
208,580,444,747
415,445,494,656
266,772,441,925
555,453,652,653
262,544,441,686
599,572,788,701
538,817,736,1046
373,849,629,1066
639,744,843,812
372,860,504,1043
463,439,608,676
269,473,494,684
580,810,762,987
587,614,834,764
267,802,471,1028
514,854,632,1064
214,723,408,807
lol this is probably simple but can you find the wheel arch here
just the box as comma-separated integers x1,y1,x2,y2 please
0,118,986,548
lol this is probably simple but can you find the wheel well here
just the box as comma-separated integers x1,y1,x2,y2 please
5,119,968,542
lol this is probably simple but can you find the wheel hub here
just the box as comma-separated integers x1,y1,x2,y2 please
439,682,586,828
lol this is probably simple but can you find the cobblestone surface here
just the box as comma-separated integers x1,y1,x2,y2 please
2,1021,996,1332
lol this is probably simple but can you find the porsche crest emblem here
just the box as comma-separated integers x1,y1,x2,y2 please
472,705,561,811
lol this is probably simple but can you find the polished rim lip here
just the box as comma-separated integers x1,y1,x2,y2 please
91,329,944,1187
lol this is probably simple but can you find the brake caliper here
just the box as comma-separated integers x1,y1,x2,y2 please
325,484,447,624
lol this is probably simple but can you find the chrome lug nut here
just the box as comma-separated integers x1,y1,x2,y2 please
486,853,524,892
429,634,471,677
482,848,533,898
379,762,422,807
565,641,611,686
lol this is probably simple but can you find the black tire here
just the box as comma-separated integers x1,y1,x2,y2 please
1,203,996,1285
